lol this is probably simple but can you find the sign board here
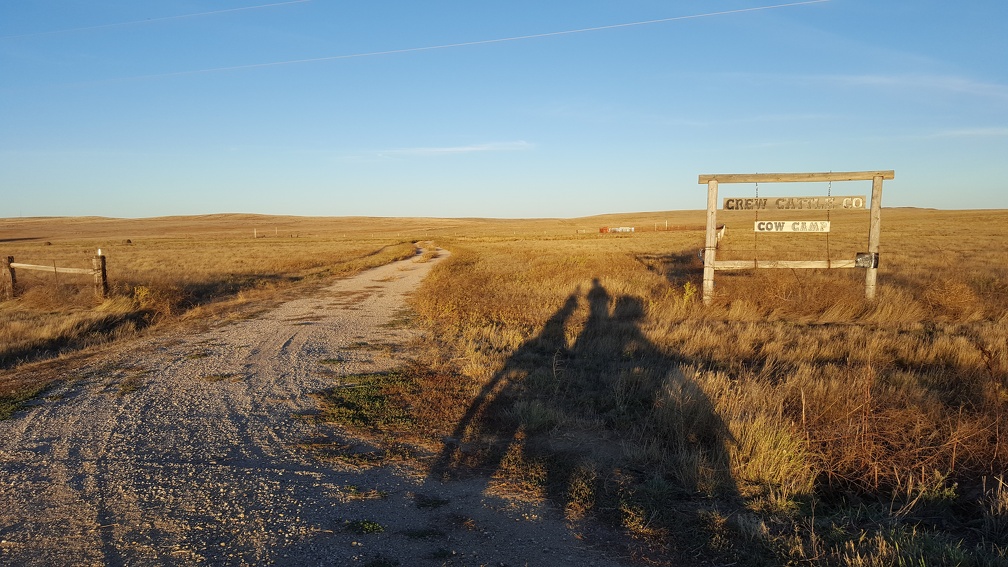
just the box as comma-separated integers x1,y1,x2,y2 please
855,252,879,268
724,195,866,211
699,171,892,305
754,220,831,233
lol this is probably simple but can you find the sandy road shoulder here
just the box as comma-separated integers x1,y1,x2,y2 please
0,248,629,566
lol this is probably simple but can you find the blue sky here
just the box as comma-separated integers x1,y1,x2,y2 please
2,1,1006,218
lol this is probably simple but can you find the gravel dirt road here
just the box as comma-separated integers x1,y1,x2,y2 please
0,249,629,566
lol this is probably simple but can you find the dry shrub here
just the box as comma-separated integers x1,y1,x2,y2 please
924,277,982,319
131,283,183,321
981,475,1008,544
11,280,98,311
784,362,1003,494
833,528,976,567
970,271,1008,320
693,367,815,500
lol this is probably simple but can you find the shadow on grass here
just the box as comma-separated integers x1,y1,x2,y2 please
430,278,743,561
0,237,45,243
636,249,704,288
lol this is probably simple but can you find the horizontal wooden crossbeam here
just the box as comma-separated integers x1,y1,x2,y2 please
714,259,858,270
698,171,894,184
10,262,96,275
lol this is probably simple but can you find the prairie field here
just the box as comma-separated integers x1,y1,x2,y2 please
3,208,1008,565
0,214,452,370
403,208,1008,565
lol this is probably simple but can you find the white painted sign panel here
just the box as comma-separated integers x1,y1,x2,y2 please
754,220,831,233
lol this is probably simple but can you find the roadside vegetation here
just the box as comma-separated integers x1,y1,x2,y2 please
333,208,1007,565
4,209,1007,564
0,214,431,411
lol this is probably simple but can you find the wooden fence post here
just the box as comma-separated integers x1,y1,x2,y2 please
864,174,884,300
93,253,108,300
2,256,15,300
702,179,719,306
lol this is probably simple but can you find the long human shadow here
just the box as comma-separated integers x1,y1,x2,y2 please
431,278,737,522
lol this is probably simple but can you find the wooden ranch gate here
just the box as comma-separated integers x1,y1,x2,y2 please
698,170,894,306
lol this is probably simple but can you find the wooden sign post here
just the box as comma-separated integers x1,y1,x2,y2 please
698,170,893,306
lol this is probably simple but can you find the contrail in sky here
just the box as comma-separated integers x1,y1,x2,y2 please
136,0,830,79
139,0,829,79
11,0,828,85
0,0,312,40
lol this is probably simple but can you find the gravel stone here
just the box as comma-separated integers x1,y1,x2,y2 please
0,250,630,566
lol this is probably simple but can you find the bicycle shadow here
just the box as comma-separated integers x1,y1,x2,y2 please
431,278,737,525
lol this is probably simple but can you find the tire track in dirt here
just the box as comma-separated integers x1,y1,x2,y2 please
0,248,630,566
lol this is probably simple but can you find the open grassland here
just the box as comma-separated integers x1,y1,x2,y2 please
0,214,454,382
3,209,1008,564
400,208,1008,565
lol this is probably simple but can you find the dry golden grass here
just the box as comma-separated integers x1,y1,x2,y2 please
4,209,1008,564
0,214,448,405
398,207,1008,565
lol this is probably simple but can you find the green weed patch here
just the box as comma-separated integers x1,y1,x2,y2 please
0,384,47,420
315,371,414,430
